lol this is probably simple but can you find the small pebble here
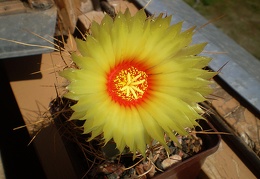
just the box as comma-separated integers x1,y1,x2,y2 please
161,155,182,170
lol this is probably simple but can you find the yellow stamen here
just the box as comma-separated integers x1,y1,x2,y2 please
113,66,148,101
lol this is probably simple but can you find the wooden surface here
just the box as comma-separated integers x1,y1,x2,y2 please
0,1,25,15
54,0,81,33
53,0,93,34
201,140,256,178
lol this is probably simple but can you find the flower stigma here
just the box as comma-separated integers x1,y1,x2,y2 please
108,66,149,105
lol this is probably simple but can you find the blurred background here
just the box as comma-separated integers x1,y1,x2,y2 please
183,0,260,60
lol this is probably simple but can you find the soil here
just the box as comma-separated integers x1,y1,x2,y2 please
183,0,260,60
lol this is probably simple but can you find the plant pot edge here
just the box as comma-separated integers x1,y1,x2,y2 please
153,119,221,179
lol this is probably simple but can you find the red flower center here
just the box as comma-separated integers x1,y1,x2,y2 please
107,61,150,106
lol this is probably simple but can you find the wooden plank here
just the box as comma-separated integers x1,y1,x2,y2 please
54,0,82,33
202,140,256,179
0,1,26,15
27,0,54,10
77,0,139,35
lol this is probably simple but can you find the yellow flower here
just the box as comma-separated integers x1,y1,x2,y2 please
60,9,216,157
